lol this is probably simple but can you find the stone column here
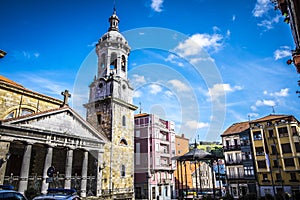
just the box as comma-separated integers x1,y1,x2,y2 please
41,146,53,194
64,148,73,189
96,151,104,196
80,151,88,197
18,143,32,194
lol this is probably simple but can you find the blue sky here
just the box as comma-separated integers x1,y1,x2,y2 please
1,0,299,142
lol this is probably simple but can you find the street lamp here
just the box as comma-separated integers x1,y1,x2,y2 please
0,50,7,58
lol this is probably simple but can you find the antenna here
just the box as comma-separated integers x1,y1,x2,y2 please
272,106,275,114
139,102,143,114
248,114,251,122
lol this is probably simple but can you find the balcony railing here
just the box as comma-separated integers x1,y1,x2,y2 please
225,159,242,165
223,145,241,151
226,174,244,179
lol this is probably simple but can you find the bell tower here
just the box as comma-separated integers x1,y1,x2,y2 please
85,7,137,198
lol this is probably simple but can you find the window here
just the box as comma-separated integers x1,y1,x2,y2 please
244,166,254,176
284,158,295,167
122,115,126,126
135,143,140,165
273,160,279,168
121,55,126,72
257,160,267,168
295,142,300,152
271,145,277,155
121,164,125,177
263,173,268,180
135,119,140,125
135,130,140,137
278,127,288,137
268,129,274,138
20,109,34,116
291,126,297,136
290,173,297,181
253,131,262,140
255,147,265,156
97,114,102,124
120,138,128,145
242,152,252,160
281,143,292,153
5,111,15,119
276,173,282,182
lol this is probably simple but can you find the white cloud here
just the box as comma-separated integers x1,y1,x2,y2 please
213,26,220,32
257,15,281,30
165,54,184,67
274,46,291,60
185,120,209,129
232,15,236,21
134,90,142,98
151,0,164,12
252,0,272,17
251,105,257,111
174,33,223,57
131,74,146,85
264,88,289,97
255,99,276,107
149,84,162,94
168,79,190,92
226,30,231,37
273,88,289,97
207,83,242,102
164,90,173,97
20,51,40,59
248,112,259,118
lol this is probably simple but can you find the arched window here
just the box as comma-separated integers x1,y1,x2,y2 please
122,115,126,126
120,138,128,146
121,55,126,72
20,109,34,116
5,110,16,119
110,53,117,70
121,164,125,177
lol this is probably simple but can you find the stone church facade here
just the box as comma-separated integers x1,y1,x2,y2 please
0,76,107,197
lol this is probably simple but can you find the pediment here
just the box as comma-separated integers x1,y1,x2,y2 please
2,107,107,143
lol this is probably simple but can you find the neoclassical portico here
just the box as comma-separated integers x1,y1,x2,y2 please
0,106,107,197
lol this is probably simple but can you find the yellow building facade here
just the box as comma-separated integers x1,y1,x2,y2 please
250,114,300,197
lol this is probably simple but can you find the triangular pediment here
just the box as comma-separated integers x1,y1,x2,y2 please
2,106,107,143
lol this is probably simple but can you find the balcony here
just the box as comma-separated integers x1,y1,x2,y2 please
226,174,244,179
223,145,241,151
225,159,242,165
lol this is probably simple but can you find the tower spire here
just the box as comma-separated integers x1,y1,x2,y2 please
108,3,119,32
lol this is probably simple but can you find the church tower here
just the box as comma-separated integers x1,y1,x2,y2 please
85,7,137,199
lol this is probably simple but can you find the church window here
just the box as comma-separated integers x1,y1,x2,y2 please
101,54,106,68
5,110,15,119
110,53,117,70
121,164,126,177
97,114,102,124
120,138,128,146
20,109,34,116
121,55,126,72
122,115,126,126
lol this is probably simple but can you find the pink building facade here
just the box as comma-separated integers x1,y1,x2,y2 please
134,113,176,200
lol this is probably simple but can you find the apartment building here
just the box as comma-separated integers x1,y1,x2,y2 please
174,134,192,195
249,114,300,198
134,113,176,200
221,121,257,199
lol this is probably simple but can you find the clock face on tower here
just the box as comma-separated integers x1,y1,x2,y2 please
96,81,106,99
